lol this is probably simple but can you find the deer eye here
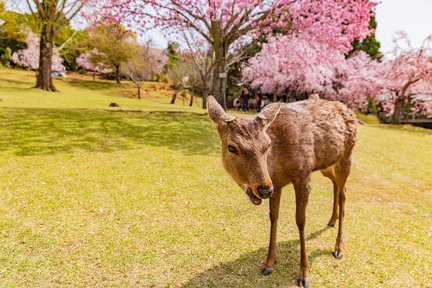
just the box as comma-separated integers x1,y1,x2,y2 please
227,145,239,155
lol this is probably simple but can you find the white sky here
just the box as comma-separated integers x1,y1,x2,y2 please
375,0,432,54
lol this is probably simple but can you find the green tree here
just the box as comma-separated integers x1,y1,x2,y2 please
349,17,381,59
89,23,134,84
55,28,90,71
164,41,179,72
1,2,91,71
0,46,12,67
0,8,29,54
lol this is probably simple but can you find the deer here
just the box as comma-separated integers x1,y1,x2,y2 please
207,95,357,288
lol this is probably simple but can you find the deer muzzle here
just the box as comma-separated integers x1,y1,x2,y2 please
258,186,274,199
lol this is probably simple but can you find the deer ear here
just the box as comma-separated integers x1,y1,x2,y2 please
258,103,282,129
207,95,227,124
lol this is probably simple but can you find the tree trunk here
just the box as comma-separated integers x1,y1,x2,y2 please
211,24,228,110
171,87,190,104
115,64,121,84
390,96,404,124
137,86,141,99
171,92,177,104
189,93,194,107
36,24,56,92
202,84,209,109
93,72,96,81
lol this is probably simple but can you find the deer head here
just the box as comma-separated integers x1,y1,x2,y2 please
207,96,281,205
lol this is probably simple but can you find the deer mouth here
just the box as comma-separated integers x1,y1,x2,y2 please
245,187,262,205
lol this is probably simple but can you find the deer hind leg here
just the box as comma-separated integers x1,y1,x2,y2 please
261,187,282,276
320,167,338,227
332,157,352,260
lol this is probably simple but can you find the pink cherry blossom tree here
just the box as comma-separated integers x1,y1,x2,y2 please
243,34,384,112
92,0,376,109
328,51,385,111
379,32,432,123
243,34,343,97
76,48,112,81
12,28,65,73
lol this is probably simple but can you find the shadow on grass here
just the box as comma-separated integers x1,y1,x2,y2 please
0,107,219,156
181,228,331,288
0,77,35,88
66,78,121,91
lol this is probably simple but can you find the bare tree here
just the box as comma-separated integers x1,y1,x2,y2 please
181,30,215,108
121,42,158,99
167,53,203,107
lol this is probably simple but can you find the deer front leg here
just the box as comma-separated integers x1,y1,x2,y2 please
261,187,281,276
293,176,311,288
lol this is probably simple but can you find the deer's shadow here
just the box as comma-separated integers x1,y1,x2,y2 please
181,228,331,288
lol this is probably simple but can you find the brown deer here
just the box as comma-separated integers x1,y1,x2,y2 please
207,95,357,288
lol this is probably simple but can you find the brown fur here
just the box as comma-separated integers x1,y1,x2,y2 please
207,96,357,286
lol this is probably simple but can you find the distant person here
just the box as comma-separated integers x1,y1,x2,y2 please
241,88,250,113
256,93,263,112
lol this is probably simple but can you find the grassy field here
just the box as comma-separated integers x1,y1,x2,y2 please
0,68,431,287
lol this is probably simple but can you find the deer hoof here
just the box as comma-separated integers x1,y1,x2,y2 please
297,278,310,288
260,267,273,276
327,222,336,227
332,251,343,260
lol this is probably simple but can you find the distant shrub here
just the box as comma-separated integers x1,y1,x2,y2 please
1,47,12,67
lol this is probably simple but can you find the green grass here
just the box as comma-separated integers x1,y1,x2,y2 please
0,68,431,287
0,68,202,111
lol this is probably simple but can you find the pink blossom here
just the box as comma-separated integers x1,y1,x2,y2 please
243,34,384,111
87,0,375,53
12,29,65,72
379,33,432,118
76,49,112,73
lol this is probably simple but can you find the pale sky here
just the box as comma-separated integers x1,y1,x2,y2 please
375,0,432,54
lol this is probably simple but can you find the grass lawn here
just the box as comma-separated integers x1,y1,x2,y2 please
0,68,431,287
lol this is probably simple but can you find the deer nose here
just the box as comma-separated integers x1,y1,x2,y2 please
258,187,274,199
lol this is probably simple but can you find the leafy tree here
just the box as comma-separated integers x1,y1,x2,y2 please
0,8,27,54
89,22,134,83
0,46,12,67
350,16,381,60
1,3,90,71
14,0,88,91
164,41,179,72
55,27,91,71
